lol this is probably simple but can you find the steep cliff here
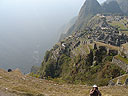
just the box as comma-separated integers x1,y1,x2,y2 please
39,15,128,86
65,0,102,37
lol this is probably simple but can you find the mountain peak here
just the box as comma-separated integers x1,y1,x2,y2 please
79,0,102,19
69,0,102,33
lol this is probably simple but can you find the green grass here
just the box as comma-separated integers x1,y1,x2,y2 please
72,44,90,55
121,31,128,35
115,55,128,64
95,42,119,50
109,21,127,30
113,74,128,84
0,69,128,96
29,73,40,78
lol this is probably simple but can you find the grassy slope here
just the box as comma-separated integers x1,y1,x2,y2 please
115,55,128,64
108,17,128,35
0,69,128,96
95,42,119,50
112,74,128,84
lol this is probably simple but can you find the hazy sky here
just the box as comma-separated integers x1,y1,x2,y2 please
0,0,106,73
98,0,106,4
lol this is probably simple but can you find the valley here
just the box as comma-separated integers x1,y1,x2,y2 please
1,0,128,95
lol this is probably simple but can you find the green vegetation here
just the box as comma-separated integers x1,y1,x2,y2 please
95,42,119,50
113,74,128,84
115,55,128,64
39,44,125,86
38,0,128,87
0,69,128,96
108,18,128,36
29,72,40,78
109,21,127,30
121,31,128,35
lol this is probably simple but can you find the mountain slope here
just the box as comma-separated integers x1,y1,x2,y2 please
106,0,128,15
0,69,128,96
102,1,123,14
66,0,102,36
63,0,128,38
38,15,128,86
116,0,128,15
59,17,77,41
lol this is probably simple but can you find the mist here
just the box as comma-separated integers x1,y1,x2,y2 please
0,0,105,73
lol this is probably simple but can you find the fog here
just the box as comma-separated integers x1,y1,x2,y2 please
0,0,105,73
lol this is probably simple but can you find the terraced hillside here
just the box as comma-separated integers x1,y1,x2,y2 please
0,69,128,96
37,15,128,86
107,16,128,35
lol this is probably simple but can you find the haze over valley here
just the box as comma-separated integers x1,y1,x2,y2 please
1,0,128,96
0,0,85,73
0,0,105,73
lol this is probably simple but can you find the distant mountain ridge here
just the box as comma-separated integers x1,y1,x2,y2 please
38,14,128,86
102,1,123,14
64,0,102,37
105,0,128,15
61,0,128,39
36,0,128,86
116,0,128,15
72,0,102,31
59,17,77,41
